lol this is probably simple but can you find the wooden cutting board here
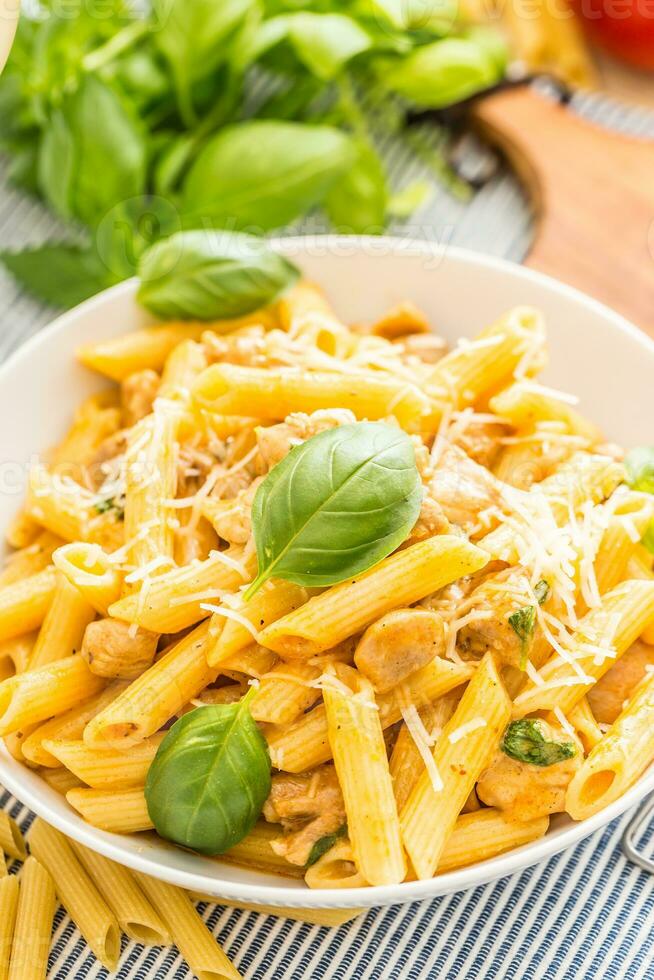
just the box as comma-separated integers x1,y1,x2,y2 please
473,86,654,337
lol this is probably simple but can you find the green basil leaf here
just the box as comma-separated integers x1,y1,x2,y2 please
286,13,371,80
501,720,576,768
95,195,181,283
153,0,254,121
182,121,355,232
508,604,536,670
625,447,654,496
37,76,147,227
388,180,434,219
384,37,503,108
0,244,114,309
306,825,347,867
534,579,550,605
246,421,422,598
137,230,300,320
145,697,271,855
325,140,388,233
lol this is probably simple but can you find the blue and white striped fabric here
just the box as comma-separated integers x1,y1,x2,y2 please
2,86,654,979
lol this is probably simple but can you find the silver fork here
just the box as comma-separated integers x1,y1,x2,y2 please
622,797,654,873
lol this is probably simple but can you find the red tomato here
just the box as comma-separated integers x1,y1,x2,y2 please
572,0,654,69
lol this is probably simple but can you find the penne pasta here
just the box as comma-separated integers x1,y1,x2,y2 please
134,873,242,980
400,653,511,880
53,542,122,616
259,536,487,658
323,664,406,886
0,567,57,644
0,875,19,980
27,571,95,670
566,669,654,820
207,579,309,667
44,733,164,789
489,380,602,443
83,621,213,748
108,548,253,633
192,363,436,433
27,465,124,551
66,786,154,833
251,662,322,726
265,657,473,773
0,531,62,587
514,580,654,717
0,656,105,737
29,820,121,971
70,841,171,946
0,814,26,862
7,858,55,980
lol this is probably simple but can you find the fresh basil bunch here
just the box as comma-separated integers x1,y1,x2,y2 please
145,696,271,855
137,230,300,319
0,0,507,309
245,421,423,598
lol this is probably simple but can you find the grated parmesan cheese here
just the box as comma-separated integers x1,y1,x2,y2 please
448,717,487,744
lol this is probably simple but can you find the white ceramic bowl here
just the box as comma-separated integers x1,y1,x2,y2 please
1,236,653,909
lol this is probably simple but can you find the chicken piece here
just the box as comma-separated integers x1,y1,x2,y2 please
587,639,654,725
82,618,158,679
406,494,450,545
370,301,431,340
477,719,582,821
450,419,512,470
393,333,448,365
457,566,549,671
176,443,221,498
87,430,127,491
256,409,356,470
202,325,268,367
263,765,346,866
120,369,160,427
354,608,446,693
429,444,504,533
205,477,262,545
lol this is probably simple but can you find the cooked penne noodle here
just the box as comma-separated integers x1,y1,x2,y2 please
207,580,309,667
323,665,406,886
276,280,337,331
66,786,154,833
0,567,57,644
83,621,213,748
22,682,128,768
192,363,436,433
514,580,654,717
0,814,26,862
77,322,207,381
0,656,105,737
0,851,6,877
159,338,207,398
216,822,304,879
44,733,164,789
53,543,122,615
251,662,322,726
70,842,171,946
591,493,654,599
436,808,550,873
426,307,546,408
489,380,602,443
566,669,654,820
123,403,179,574
40,767,84,795
29,820,121,971
51,393,121,472
0,531,62,587
390,698,456,813
401,653,511,880
566,696,603,752
7,857,55,980
259,536,487,658
0,874,19,980
5,511,41,550
0,634,35,678
27,571,95,670
135,873,242,980
265,657,472,772
109,548,253,633
304,838,368,889
27,465,124,551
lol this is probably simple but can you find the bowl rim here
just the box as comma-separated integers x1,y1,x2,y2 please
1,233,653,909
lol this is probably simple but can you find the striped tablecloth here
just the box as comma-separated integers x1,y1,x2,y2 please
2,87,654,980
